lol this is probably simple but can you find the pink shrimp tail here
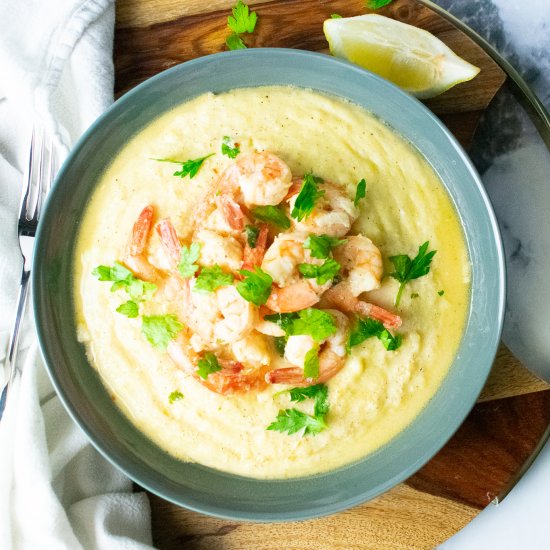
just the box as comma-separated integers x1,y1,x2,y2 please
217,194,245,231
129,205,154,256
156,218,182,267
355,301,402,330
283,178,302,201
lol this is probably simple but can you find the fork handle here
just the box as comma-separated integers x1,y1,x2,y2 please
0,268,31,420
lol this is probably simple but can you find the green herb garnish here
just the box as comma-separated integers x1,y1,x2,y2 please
303,345,320,379
250,205,291,230
197,352,222,380
354,178,367,206
245,224,260,248
267,408,327,436
274,336,287,357
266,308,337,342
153,154,214,179
284,384,329,415
168,390,184,404
347,317,402,352
291,173,325,222
194,265,234,293
226,0,258,50
411,293,419,299
236,267,273,306
303,234,345,259
221,136,240,158
141,314,184,351
331,13,343,18
366,0,394,9
116,300,139,318
438,290,445,296
178,242,201,278
389,241,436,306
298,258,341,285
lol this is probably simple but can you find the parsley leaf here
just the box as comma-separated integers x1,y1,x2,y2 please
178,243,201,278
194,265,234,293
354,178,367,206
221,136,240,158
282,385,329,417
226,33,246,50
196,352,222,380
168,390,184,403
116,300,139,318
273,336,287,357
250,205,290,230
438,290,445,296
389,241,437,306
303,345,320,379
264,312,299,334
290,308,337,342
298,258,341,285
92,262,132,285
245,224,260,248
227,0,257,34
347,317,402,352
267,408,327,436
291,173,325,222
153,154,214,179
303,234,345,259
366,0,394,9
236,267,273,306
141,314,183,351
331,13,343,18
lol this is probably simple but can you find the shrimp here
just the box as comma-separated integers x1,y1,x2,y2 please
262,232,332,313
123,205,163,282
167,333,266,395
288,181,358,238
218,151,293,208
319,236,402,330
241,223,269,272
266,310,349,386
194,228,244,272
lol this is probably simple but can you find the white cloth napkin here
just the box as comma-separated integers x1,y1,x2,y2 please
0,0,154,548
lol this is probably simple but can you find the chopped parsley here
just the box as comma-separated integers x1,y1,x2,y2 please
226,0,258,50
411,293,419,299
236,267,273,306
92,262,157,315
266,308,337,342
298,258,341,285
303,345,320,379
141,314,183,351
354,178,367,206
291,173,325,222
178,243,201,278
347,317,402,352
196,353,222,380
273,336,287,357
221,136,240,158
438,290,445,296
194,265,234,293
366,0,394,9
303,234,345,259
268,384,329,436
153,154,214,179
389,241,436,306
245,224,260,247
331,13,343,18
168,390,184,404
250,205,290,230
116,300,139,318
267,408,327,436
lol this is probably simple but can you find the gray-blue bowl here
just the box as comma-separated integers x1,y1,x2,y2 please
33,48,505,521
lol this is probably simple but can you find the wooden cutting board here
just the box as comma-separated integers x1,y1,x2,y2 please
114,1,550,547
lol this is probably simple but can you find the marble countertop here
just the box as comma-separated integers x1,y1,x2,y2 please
432,0,550,547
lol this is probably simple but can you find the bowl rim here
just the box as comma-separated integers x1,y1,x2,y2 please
33,48,506,522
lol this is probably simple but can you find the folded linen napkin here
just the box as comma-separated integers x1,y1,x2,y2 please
0,1,153,547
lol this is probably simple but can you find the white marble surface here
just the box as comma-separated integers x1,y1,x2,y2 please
431,0,550,547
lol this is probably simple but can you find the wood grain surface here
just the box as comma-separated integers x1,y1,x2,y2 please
115,0,550,547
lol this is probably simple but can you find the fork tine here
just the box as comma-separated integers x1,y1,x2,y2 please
36,133,56,219
22,125,45,223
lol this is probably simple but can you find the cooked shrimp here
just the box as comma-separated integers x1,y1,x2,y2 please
262,232,332,313
288,181,358,238
319,235,402,330
194,228,243,272
232,331,271,368
218,151,293,207
167,333,266,395
255,306,285,337
124,205,162,281
266,310,349,386
241,223,269,272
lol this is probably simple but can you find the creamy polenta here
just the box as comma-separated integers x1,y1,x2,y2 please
74,86,470,479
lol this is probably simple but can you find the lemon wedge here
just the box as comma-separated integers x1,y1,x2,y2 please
323,14,480,99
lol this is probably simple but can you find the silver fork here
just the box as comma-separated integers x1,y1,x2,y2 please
0,126,57,421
